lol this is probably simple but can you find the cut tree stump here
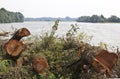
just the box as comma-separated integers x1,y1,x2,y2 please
4,28,31,59
92,49,118,77
32,56,49,74
11,28,30,41
66,43,118,78
4,39,23,58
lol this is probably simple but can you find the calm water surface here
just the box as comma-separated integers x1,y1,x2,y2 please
0,21,120,50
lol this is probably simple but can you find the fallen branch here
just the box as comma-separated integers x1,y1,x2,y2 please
0,32,9,36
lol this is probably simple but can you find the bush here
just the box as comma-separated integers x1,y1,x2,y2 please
0,20,120,79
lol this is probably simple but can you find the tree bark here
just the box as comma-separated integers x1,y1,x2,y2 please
11,28,30,41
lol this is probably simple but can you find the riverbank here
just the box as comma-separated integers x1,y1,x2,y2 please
0,21,120,79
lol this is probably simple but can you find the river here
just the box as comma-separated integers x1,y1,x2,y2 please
0,21,120,51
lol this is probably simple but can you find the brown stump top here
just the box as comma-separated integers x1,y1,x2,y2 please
32,57,48,74
4,39,23,57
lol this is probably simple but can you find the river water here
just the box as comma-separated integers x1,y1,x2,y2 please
0,21,120,50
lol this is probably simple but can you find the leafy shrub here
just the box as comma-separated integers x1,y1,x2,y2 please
0,20,120,79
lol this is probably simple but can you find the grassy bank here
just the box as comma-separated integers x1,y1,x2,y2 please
0,20,120,79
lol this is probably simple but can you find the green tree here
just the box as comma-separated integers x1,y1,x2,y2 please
77,16,91,22
77,15,106,23
90,15,106,23
107,15,120,22
0,8,24,23
77,14,120,23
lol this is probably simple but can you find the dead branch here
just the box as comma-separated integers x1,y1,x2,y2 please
0,32,9,36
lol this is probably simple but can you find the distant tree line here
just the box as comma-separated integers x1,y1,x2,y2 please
25,17,77,21
77,15,120,23
0,8,24,23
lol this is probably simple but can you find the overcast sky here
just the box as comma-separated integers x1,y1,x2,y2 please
0,0,120,18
